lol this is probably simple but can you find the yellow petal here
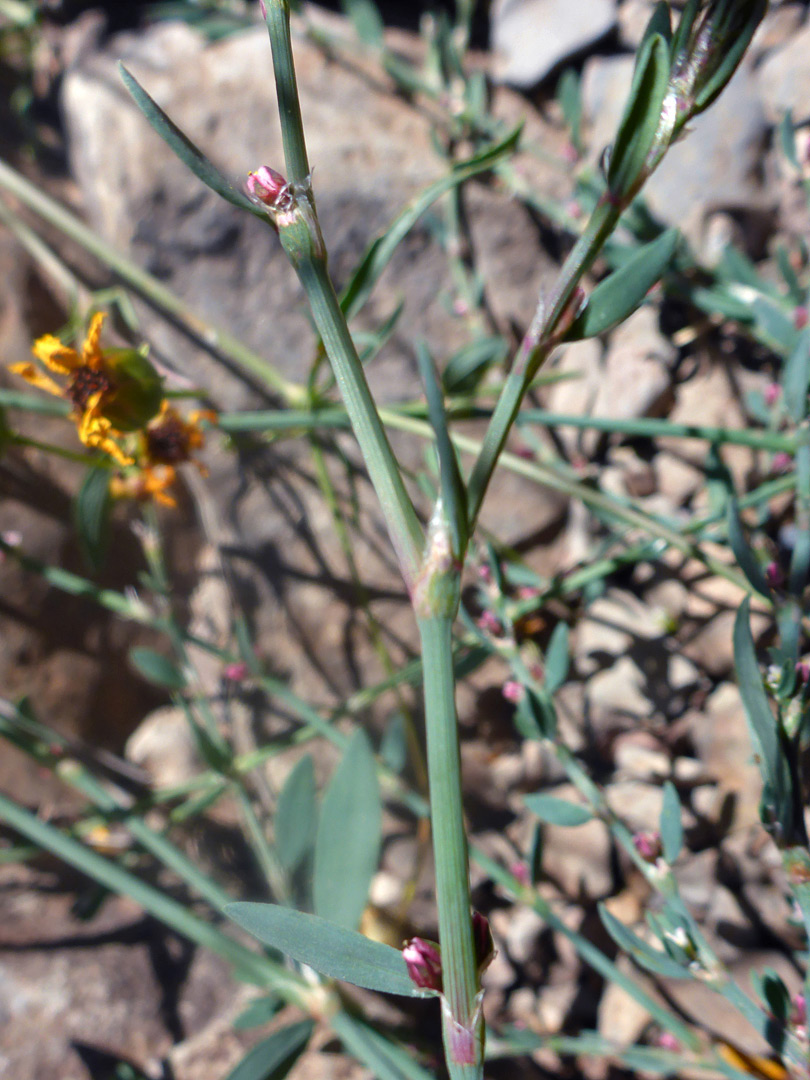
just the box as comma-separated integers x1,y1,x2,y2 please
82,312,107,367
78,408,132,466
10,361,66,398
32,334,81,375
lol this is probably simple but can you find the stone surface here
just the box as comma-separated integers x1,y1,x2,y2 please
758,19,810,123
490,0,616,88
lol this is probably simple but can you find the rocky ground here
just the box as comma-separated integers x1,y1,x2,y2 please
1,2,809,1078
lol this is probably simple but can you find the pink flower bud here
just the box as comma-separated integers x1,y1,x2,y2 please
765,562,784,589
794,306,808,330
772,452,794,474
796,661,810,684
502,680,524,704
633,830,663,862
657,1032,680,1052
258,0,266,18
247,166,289,208
476,610,502,635
223,661,249,682
472,911,496,974
403,937,442,992
764,382,781,407
510,860,530,886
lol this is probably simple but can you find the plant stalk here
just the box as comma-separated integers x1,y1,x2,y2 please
418,615,482,1079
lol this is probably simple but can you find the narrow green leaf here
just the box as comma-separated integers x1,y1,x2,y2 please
544,622,570,694
129,646,186,690
313,730,381,930
331,1012,436,1080
726,500,770,597
659,782,683,864
119,64,264,219
275,754,316,874
225,903,418,997
782,327,810,423
607,32,671,198
778,110,799,169
733,599,792,833
524,793,592,827
751,295,799,355
598,904,689,979
380,711,408,774
224,1020,313,1080
73,465,111,570
564,229,679,340
692,1,767,115
416,341,467,556
556,67,582,152
340,0,384,46
442,336,509,394
232,995,280,1030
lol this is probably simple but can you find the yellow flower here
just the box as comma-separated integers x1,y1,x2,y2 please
110,402,216,508
11,313,162,466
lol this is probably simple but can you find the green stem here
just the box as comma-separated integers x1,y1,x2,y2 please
418,616,481,1078
466,199,620,527
263,0,310,186
294,255,424,584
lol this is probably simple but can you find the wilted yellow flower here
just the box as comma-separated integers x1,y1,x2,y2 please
11,313,162,466
110,402,216,508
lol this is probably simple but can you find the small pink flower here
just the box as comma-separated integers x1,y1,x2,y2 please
794,306,808,330
772,451,794,474
477,564,493,584
503,680,524,704
247,166,289,208
452,298,470,317
791,992,807,1026
633,831,662,862
477,610,502,635
258,0,266,17
223,661,249,682
764,382,781,407
510,860,530,886
657,1032,680,1051
765,561,784,589
403,937,442,992
516,586,540,601
796,661,810,684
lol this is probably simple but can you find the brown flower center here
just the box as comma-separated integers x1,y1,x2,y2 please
68,365,114,410
146,416,190,465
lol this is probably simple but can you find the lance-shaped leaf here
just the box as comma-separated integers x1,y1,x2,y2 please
275,754,316,875
598,904,690,979
659,782,683,864
726,500,770,598
225,903,419,997
119,64,265,219
224,1020,313,1080
733,598,794,836
607,30,672,199
416,341,467,557
563,229,679,341
525,793,593,827
313,729,381,930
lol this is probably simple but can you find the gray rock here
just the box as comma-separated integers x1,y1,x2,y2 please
491,0,616,88
758,20,810,123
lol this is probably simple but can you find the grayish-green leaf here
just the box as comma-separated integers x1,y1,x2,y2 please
544,621,570,694
416,341,467,556
232,995,280,1030
565,229,679,341
726,500,770,597
275,754,317,874
598,904,689,979
525,793,593,827
225,903,418,996
313,730,381,930
659,782,683,864
340,0,384,46
73,465,111,570
331,1011,436,1080
224,1020,313,1080
119,64,264,220
782,327,810,423
607,33,671,198
129,647,186,690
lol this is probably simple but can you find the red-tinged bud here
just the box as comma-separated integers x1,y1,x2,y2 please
223,661,249,682
403,937,443,993
472,911,495,976
795,306,809,330
502,680,524,704
764,382,781,407
633,830,663,862
772,452,794,474
247,166,291,210
765,561,784,590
